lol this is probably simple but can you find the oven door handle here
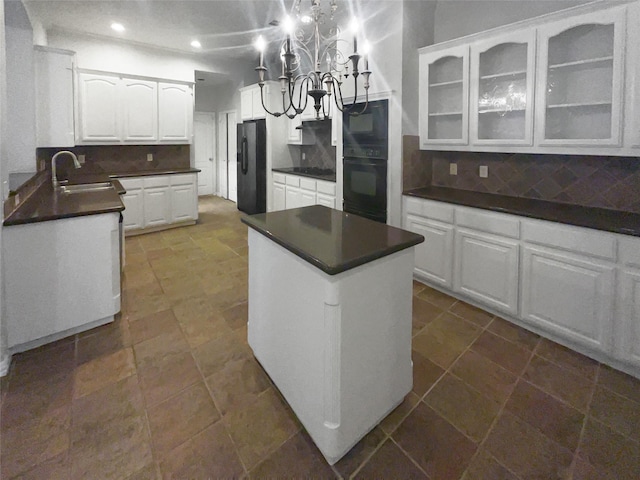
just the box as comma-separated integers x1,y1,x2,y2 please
344,160,381,168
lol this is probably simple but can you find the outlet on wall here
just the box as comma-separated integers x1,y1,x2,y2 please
147,153,153,162
302,153,306,161
78,154,86,164
479,165,488,178
449,163,458,175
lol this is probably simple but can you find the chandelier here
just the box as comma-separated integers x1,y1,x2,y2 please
254,0,371,119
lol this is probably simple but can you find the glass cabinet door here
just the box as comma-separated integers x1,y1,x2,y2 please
470,31,535,145
536,7,625,146
419,45,469,145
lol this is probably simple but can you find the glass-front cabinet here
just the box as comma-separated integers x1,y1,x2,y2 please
419,45,469,145
536,8,626,146
470,31,536,145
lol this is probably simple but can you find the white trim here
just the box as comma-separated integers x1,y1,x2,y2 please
0,355,11,377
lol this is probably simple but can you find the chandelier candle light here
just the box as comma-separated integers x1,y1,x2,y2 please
254,0,371,119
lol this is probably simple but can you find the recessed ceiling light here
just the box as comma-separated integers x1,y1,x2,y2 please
111,22,125,32
191,40,202,48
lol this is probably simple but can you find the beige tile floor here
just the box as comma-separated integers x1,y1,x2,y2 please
1,196,640,479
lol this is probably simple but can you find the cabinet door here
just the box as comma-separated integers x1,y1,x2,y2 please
251,87,266,119
536,7,626,146
171,184,197,222
121,188,144,231
288,116,303,144
78,72,121,142
285,185,301,209
158,83,193,142
618,270,640,368
470,31,536,145
454,229,519,315
273,182,286,211
143,187,171,227
521,245,615,352
34,48,75,148
300,190,316,207
419,45,469,146
405,215,454,288
122,78,158,142
316,193,335,209
627,1,640,148
240,89,253,120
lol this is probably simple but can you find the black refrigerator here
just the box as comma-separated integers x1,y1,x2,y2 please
237,119,267,215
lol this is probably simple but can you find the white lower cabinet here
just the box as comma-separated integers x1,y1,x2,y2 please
454,229,519,315
272,172,336,211
521,246,615,352
404,215,454,288
120,173,198,234
402,194,640,378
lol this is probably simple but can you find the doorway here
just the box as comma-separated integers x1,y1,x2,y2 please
194,112,216,196
218,110,237,202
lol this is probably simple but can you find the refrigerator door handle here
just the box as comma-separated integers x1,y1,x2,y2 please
241,136,249,174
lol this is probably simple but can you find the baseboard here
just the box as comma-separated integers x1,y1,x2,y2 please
0,354,12,377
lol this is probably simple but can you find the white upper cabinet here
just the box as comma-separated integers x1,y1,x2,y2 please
34,47,75,148
78,72,121,142
470,31,536,145
419,1,637,155
419,45,469,146
158,82,193,143
77,70,193,145
241,84,269,120
535,7,626,146
122,78,158,142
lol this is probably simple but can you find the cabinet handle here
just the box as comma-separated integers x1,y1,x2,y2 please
209,157,213,162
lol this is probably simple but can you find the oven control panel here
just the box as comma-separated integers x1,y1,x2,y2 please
343,146,387,160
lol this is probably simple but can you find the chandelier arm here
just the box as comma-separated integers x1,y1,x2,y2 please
258,84,284,117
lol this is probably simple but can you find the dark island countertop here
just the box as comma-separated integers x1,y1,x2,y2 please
66,167,201,182
404,186,640,237
272,167,336,182
241,205,424,275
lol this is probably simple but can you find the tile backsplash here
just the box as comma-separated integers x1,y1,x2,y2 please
402,139,640,214
299,123,336,171
36,145,190,177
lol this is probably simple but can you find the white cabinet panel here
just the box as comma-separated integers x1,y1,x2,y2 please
285,185,302,209
251,87,266,119
300,190,316,207
405,215,454,288
316,193,335,209
521,246,615,352
122,78,158,142
171,184,197,222
143,187,171,227
273,182,286,211
121,188,144,231
454,229,519,315
618,270,640,368
78,72,120,142
241,84,269,120
158,82,192,142
34,47,75,148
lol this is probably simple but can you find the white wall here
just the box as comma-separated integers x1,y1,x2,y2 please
5,0,36,177
47,29,230,82
433,0,589,43
195,82,242,115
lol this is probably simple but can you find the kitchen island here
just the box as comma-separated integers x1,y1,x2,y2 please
241,206,424,464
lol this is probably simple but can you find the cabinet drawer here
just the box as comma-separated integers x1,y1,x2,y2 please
456,207,520,239
300,178,316,191
316,180,336,196
143,175,170,188
619,236,640,268
170,173,195,186
522,219,616,261
285,175,300,187
273,172,286,184
118,177,143,190
404,197,454,223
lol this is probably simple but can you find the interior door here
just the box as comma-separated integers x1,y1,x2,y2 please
217,110,238,202
194,113,215,196
227,111,238,202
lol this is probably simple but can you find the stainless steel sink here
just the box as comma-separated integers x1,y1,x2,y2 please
61,182,114,194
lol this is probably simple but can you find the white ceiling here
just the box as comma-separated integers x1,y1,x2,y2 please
23,0,290,59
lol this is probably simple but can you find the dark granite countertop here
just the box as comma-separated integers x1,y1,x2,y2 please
65,167,201,181
404,186,640,237
4,181,124,226
272,167,336,182
241,205,424,275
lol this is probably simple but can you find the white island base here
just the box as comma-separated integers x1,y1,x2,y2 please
247,228,414,464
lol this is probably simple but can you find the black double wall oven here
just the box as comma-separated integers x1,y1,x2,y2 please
342,99,388,223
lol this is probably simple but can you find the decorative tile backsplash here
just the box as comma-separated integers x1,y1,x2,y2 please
402,138,640,214
299,122,336,171
36,145,190,177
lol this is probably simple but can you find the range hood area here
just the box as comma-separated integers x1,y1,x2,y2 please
295,118,331,130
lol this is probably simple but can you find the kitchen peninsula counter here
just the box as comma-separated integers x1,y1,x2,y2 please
405,186,640,237
242,206,423,464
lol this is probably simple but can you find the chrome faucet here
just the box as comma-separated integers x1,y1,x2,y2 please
51,151,81,189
